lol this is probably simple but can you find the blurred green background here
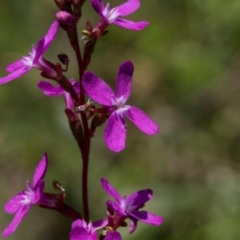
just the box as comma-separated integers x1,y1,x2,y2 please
1,0,240,239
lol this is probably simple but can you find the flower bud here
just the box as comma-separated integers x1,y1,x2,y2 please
54,0,72,12
56,11,75,29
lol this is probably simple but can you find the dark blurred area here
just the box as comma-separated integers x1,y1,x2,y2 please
0,0,240,239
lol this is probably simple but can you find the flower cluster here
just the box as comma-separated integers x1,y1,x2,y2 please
3,154,163,239
1,0,163,239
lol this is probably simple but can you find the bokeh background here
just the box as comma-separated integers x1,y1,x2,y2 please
1,0,240,239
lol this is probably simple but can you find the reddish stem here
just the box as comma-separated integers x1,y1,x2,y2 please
81,135,90,222
68,24,91,222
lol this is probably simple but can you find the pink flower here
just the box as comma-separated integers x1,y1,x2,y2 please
70,219,119,240
0,21,58,84
91,0,148,31
38,79,79,111
82,61,159,152
2,153,48,237
101,178,164,234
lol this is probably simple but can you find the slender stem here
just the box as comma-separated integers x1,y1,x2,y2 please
67,23,91,221
81,135,90,222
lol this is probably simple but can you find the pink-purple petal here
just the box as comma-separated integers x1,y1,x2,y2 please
101,178,122,202
105,231,122,240
130,210,164,226
91,0,105,17
4,195,23,214
32,153,48,188
104,112,127,152
38,81,64,96
0,67,30,84
125,189,152,209
116,61,133,99
72,219,84,229
116,0,140,16
2,205,30,237
6,60,24,73
129,219,138,234
83,72,115,106
125,106,159,134
72,81,80,94
92,219,108,230
70,226,94,240
33,39,45,64
32,180,45,203
106,201,126,216
64,92,74,110
113,18,149,31
42,20,59,53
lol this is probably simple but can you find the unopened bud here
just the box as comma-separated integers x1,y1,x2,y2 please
65,109,84,150
72,0,83,21
54,0,72,12
72,0,81,6
56,11,75,28
89,113,107,137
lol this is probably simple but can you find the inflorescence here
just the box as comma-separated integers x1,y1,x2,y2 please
1,0,163,239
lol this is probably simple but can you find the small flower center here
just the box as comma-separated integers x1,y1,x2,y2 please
114,96,130,114
102,4,121,23
115,96,127,108
120,199,127,213
20,184,34,205
123,197,137,213
21,48,36,67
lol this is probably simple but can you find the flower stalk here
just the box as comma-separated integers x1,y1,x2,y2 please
0,1,163,239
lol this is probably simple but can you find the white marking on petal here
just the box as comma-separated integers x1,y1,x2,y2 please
125,197,138,214
102,3,121,23
19,182,35,205
120,198,127,212
115,96,128,108
20,46,56,77
21,48,36,67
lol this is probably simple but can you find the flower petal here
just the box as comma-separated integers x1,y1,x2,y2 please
101,178,122,202
129,218,138,234
0,66,30,84
130,210,164,226
113,18,148,31
104,112,127,152
4,194,23,214
92,219,108,230
116,61,133,100
83,72,115,106
116,0,140,16
32,180,45,203
64,92,75,110
72,81,80,94
32,153,48,188
72,219,84,228
6,60,24,73
70,226,94,240
105,231,122,240
125,189,152,209
42,20,59,53
38,81,64,96
91,0,105,17
33,39,45,64
2,205,30,237
106,201,126,216
125,106,159,134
